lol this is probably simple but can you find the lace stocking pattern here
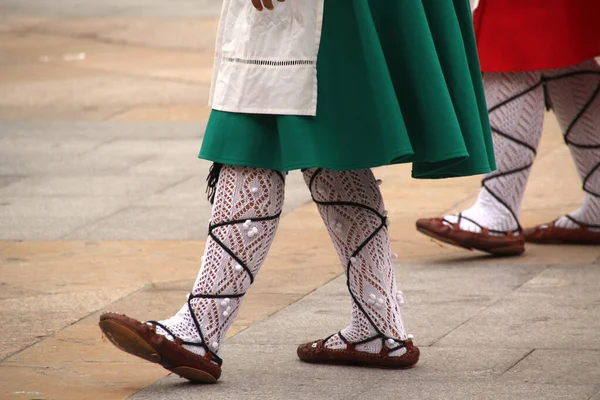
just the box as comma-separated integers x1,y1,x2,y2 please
446,60,600,233
446,71,545,234
545,60,600,231
303,168,409,356
151,165,285,363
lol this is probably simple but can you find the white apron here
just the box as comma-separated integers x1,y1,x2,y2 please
209,0,325,116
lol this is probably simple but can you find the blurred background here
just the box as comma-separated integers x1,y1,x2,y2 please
0,0,310,242
1,3,600,400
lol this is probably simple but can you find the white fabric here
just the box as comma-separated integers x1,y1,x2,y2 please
470,0,480,12
209,0,324,116
546,60,600,231
303,168,408,356
445,60,600,233
156,166,285,356
446,71,544,234
154,165,411,360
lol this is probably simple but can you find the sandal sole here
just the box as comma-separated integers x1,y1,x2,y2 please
298,347,420,369
169,366,217,383
99,319,161,363
417,226,524,256
300,358,418,369
99,319,217,384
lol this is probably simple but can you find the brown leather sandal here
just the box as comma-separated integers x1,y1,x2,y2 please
416,214,525,256
524,217,600,245
297,336,419,369
99,313,222,383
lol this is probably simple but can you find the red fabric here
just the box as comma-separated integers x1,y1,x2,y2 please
474,0,600,72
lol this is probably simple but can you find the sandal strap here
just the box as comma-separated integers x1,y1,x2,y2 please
307,169,393,342
146,320,223,366
444,213,520,236
151,167,286,367
564,214,600,230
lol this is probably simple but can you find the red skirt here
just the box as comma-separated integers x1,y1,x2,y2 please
474,0,600,72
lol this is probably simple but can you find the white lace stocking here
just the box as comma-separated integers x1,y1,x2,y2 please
545,60,600,231
445,71,545,234
303,168,409,357
151,165,285,362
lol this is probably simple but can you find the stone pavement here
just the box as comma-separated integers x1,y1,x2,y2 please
1,3,600,400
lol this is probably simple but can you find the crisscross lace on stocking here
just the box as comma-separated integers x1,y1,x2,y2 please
303,168,409,356
149,165,285,364
545,60,600,231
446,62,600,234
446,71,544,235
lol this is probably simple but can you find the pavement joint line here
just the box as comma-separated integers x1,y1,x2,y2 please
57,198,144,239
67,61,212,87
0,283,149,363
500,348,536,375
118,154,158,173
429,264,551,347
134,174,195,196
104,107,152,122
79,135,120,156
347,381,380,400
586,388,600,400
4,23,215,53
56,173,193,240
1,34,215,87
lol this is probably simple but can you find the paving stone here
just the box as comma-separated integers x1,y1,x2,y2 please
359,381,599,400
0,121,206,140
63,205,211,240
91,139,202,157
589,390,600,400
438,265,600,350
0,287,135,360
0,152,155,176
0,0,224,18
0,176,24,189
0,175,181,197
26,18,219,52
0,196,132,219
0,241,203,295
0,105,125,121
0,282,43,300
0,216,96,240
130,272,600,400
225,274,469,347
0,361,166,400
398,347,531,380
119,152,207,176
0,76,208,108
229,262,551,347
131,344,385,400
138,176,216,207
0,137,106,156
502,349,600,385
0,311,79,361
400,262,547,305
111,105,212,122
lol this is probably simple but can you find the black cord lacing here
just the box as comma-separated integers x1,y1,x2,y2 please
148,166,285,365
307,168,408,351
475,70,600,233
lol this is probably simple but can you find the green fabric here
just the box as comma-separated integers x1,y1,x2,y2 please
200,0,496,178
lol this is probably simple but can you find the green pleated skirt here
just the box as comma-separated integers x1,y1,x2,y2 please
200,0,496,178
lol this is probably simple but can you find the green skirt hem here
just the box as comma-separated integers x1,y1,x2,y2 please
199,148,476,178
200,0,495,178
